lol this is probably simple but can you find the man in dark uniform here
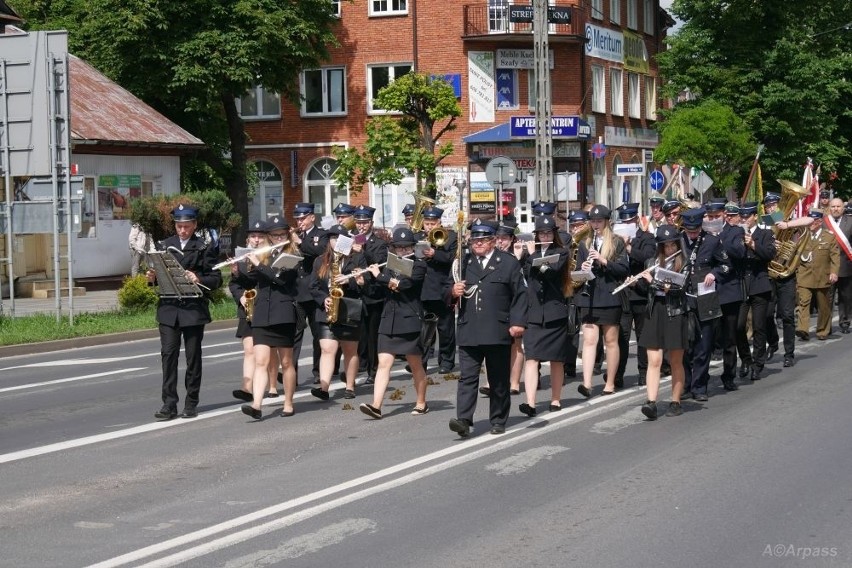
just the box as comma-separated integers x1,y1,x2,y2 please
713,200,746,387
420,206,459,372
734,201,776,381
646,191,667,233
333,202,356,228
401,203,416,229
614,203,655,388
679,208,732,401
352,205,389,383
449,221,527,437
291,202,328,384
146,205,222,420
761,192,798,368
661,199,682,227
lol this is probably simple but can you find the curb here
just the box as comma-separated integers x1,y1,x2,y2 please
0,319,237,358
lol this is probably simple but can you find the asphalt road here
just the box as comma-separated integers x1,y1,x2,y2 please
1,322,850,567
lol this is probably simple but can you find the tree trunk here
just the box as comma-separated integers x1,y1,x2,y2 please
221,93,249,249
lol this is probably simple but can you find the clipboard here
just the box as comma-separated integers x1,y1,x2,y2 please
271,252,303,270
386,252,414,278
570,270,595,283
532,254,560,267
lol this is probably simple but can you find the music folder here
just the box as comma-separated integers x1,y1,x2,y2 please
532,254,560,267
386,253,414,278
570,270,595,283
271,253,303,270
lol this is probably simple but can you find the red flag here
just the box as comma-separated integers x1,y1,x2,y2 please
797,159,820,217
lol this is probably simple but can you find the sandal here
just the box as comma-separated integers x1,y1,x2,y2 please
343,389,356,399
411,404,429,415
359,403,382,419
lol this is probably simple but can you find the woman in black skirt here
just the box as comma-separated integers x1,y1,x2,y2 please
519,215,571,416
309,224,367,400
240,216,301,420
635,225,689,420
359,227,429,419
574,205,630,397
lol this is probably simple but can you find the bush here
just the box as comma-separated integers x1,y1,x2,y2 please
118,275,159,312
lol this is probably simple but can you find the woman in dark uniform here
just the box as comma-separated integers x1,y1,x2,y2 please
309,224,367,401
519,215,571,416
228,220,279,401
359,227,429,419
634,225,689,420
240,216,301,420
575,205,630,397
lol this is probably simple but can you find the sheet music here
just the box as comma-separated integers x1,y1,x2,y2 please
334,235,354,255
613,223,638,240
532,254,560,267
386,253,414,278
697,281,716,295
234,246,253,258
271,252,303,270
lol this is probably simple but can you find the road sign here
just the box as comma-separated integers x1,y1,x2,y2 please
691,171,714,195
591,142,607,159
615,163,645,176
649,169,665,191
485,156,517,188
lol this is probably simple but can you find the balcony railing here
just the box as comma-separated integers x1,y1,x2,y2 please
463,3,585,40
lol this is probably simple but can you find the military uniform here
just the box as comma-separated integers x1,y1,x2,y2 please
291,203,328,382
420,206,458,372
796,214,841,339
353,205,389,380
717,219,747,384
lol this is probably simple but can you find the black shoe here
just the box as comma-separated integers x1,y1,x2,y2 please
364,375,376,385
711,349,723,361
439,364,455,373
681,391,693,400
548,403,562,412
519,403,537,417
593,365,603,376
232,389,252,402
276,371,283,384
783,357,793,368
738,363,750,378
796,330,810,341
479,386,491,397
693,393,708,402
343,389,356,399
661,364,672,376
338,372,346,383
614,377,624,389
637,375,646,387
154,406,177,421
577,384,592,398
767,345,778,361
449,417,471,438
241,404,262,420
751,367,763,381
263,391,279,399
722,380,739,391
490,424,506,435
564,369,576,378
666,402,683,417
359,403,382,419
180,406,198,418
510,388,520,395
310,387,330,401
641,400,657,421
841,326,851,334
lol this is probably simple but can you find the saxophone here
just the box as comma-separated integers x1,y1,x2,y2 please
243,289,257,322
564,223,592,295
327,252,344,324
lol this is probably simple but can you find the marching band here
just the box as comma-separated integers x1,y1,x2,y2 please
147,186,852,434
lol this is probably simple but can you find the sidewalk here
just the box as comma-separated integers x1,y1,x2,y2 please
1,289,120,318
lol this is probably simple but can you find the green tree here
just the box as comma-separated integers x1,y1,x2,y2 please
658,0,852,194
333,72,461,199
654,99,756,195
16,0,340,239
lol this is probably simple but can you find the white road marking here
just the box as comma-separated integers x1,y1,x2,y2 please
0,369,147,394
221,518,377,567
485,445,569,476
590,409,647,435
75,521,114,529
88,387,652,568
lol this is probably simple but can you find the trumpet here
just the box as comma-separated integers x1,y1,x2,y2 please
427,227,448,247
213,243,287,270
611,251,682,295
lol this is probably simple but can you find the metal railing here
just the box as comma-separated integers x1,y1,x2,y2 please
462,3,585,38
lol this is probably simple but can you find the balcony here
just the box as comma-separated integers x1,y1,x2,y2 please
462,3,586,44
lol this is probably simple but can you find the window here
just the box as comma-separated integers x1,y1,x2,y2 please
643,0,654,34
78,177,97,238
489,0,509,32
249,161,283,221
301,67,346,116
370,0,407,16
237,86,280,119
372,176,416,228
306,158,347,217
627,0,638,30
591,0,603,20
609,0,620,25
645,76,657,120
591,65,605,113
610,68,623,116
628,73,640,118
368,63,412,113
331,0,341,16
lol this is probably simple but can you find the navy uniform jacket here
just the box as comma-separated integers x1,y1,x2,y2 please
360,231,389,306
573,238,631,309
733,226,775,296
247,256,299,327
422,229,458,302
522,244,569,325
456,249,528,346
376,259,427,336
718,223,747,304
681,231,733,306
154,234,222,327
229,260,255,320
623,228,656,303
309,253,367,324
296,226,328,302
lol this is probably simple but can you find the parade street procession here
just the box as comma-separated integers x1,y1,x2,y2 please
138,178,852,434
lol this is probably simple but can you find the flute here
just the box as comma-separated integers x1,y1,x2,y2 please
611,250,682,295
212,243,287,270
333,253,415,282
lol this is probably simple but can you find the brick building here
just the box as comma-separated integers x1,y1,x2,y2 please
243,0,674,230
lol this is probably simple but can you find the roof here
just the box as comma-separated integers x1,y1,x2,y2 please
0,1,23,25
69,55,204,149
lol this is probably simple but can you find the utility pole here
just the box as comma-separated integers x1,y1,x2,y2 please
533,0,553,202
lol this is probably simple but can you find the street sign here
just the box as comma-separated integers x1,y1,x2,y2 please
591,142,607,159
649,169,665,191
615,163,645,176
547,7,572,24
485,156,517,188
508,5,534,23
691,171,714,195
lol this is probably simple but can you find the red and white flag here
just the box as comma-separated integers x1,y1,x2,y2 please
797,158,820,218
825,215,852,261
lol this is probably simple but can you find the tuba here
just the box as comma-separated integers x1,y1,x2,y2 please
243,289,257,322
327,252,344,324
768,179,812,279
409,193,436,233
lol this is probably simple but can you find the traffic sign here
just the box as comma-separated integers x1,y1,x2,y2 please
591,142,607,160
615,163,645,176
691,171,714,195
485,156,517,188
649,169,665,191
